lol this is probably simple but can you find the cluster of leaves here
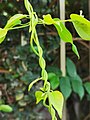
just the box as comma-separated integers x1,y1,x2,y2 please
48,58,90,100
0,0,90,119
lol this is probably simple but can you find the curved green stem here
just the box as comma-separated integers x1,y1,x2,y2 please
7,22,30,31
28,77,42,91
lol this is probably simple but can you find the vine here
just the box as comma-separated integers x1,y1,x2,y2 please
0,0,90,119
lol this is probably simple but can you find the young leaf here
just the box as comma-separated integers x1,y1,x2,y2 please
0,28,7,43
43,14,55,25
72,44,80,59
70,14,90,40
5,14,27,28
0,105,13,112
48,73,59,90
59,76,72,100
66,57,77,77
84,82,90,94
35,91,45,104
71,75,84,100
49,91,64,119
53,18,73,44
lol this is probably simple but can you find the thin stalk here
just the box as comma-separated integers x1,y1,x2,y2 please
28,77,42,91
7,23,30,31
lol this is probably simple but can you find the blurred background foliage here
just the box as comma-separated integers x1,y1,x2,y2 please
0,0,90,120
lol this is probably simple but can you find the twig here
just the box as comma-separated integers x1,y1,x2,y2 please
77,41,90,49
83,113,90,120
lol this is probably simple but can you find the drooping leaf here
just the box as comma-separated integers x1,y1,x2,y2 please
48,73,59,90
0,28,7,43
43,14,55,25
5,14,27,28
71,75,84,100
72,44,80,59
0,105,13,112
66,57,77,77
59,76,72,100
53,18,73,44
35,91,45,104
70,14,90,40
84,82,90,94
49,91,64,119
53,18,79,58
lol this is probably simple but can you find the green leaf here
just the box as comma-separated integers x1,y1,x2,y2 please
48,73,59,90
15,93,24,101
53,18,73,44
84,82,90,94
35,91,45,104
70,14,90,40
49,91,64,119
59,76,72,100
18,100,27,107
5,14,27,28
53,18,79,58
48,105,57,120
0,28,7,43
43,14,55,25
66,58,77,77
71,75,84,100
72,44,80,59
0,105,13,112
47,66,62,77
